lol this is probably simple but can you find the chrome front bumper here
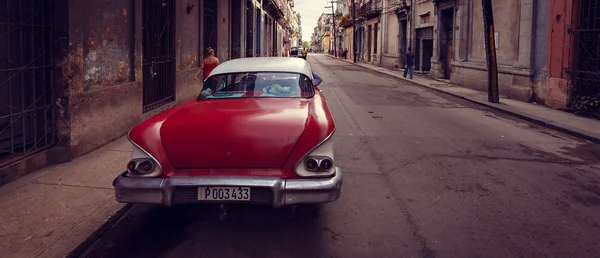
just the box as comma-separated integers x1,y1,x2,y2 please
112,168,343,208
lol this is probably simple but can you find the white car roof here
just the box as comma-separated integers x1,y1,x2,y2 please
208,57,313,79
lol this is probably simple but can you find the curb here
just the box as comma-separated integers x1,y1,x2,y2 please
65,203,133,258
325,55,600,144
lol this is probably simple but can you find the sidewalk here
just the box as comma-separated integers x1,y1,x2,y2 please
325,55,600,143
0,136,131,258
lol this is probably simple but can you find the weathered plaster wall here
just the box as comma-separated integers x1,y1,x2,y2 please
381,11,400,70
545,0,576,109
384,12,398,55
450,0,537,102
218,0,230,61
468,0,519,65
65,0,139,157
176,0,201,102
414,1,434,28
65,0,201,158
82,0,135,91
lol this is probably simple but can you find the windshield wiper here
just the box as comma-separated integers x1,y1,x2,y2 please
213,92,234,96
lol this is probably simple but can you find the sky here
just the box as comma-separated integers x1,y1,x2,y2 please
294,0,337,42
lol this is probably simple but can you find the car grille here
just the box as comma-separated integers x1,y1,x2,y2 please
172,187,273,205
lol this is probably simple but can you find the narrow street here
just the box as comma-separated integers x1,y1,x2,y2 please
80,54,600,258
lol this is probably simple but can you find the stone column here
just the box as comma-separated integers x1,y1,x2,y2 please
430,3,442,78
514,0,534,69
430,0,457,79
509,0,535,101
217,0,230,61
456,0,468,62
378,0,387,65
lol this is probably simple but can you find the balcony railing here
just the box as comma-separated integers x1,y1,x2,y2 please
262,0,285,21
357,0,382,21
339,14,353,28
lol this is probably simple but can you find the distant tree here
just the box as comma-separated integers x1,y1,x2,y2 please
302,41,310,48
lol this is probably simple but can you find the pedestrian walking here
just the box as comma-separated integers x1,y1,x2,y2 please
194,47,220,82
195,47,220,95
403,47,415,79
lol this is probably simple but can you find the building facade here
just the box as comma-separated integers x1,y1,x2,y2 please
431,0,549,103
0,0,297,185
546,0,599,115
282,0,301,56
341,0,598,114
355,0,383,64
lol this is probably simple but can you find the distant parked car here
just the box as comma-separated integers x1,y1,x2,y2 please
112,57,342,208
290,47,299,57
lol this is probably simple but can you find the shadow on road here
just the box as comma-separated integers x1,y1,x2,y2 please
81,204,327,258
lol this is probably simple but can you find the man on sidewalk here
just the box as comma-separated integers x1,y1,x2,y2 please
403,47,415,79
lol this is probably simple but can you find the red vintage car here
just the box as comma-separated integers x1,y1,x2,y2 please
112,57,342,208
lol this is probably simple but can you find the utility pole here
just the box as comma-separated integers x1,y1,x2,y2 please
325,1,337,57
481,0,499,103
352,0,356,63
331,1,337,57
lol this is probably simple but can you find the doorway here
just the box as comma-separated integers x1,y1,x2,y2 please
0,0,58,166
142,0,176,112
373,23,378,57
440,7,454,79
415,27,433,72
367,25,372,62
245,0,254,57
203,0,218,57
230,0,242,59
399,19,407,65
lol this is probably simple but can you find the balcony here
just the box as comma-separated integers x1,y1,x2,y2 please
339,14,353,28
357,0,382,21
262,0,285,21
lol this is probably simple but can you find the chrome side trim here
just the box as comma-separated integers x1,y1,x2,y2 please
293,129,336,177
126,131,164,178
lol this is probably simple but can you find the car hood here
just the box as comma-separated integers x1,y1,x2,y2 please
160,98,311,169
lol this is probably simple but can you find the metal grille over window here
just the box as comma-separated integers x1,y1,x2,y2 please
571,0,600,117
246,0,254,57
141,0,176,113
0,0,57,167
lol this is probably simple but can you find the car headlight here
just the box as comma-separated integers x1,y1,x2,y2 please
125,142,162,178
295,134,335,177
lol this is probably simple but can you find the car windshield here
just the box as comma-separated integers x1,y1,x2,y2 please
199,72,314,99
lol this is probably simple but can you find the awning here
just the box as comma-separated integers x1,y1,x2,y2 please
419,11,431,17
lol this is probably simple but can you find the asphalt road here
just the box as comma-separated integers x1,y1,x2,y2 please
80,54,600,258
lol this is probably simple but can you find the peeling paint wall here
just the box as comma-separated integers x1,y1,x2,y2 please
176,0,200,73
175,0,202,101
64,0,138,158
81,0,135,91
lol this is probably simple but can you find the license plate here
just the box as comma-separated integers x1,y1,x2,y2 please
197,187,251,201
